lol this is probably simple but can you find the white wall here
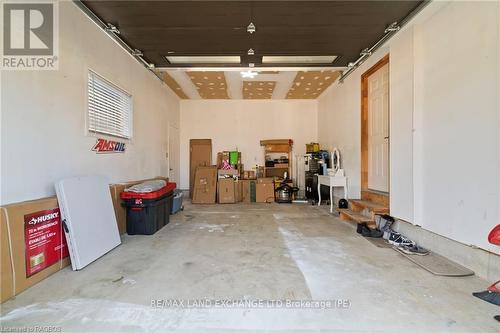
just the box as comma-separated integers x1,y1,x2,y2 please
318,1,500,254
179,100,318,189
0,2,180,205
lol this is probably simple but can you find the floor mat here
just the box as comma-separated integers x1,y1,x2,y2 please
393,248,475,277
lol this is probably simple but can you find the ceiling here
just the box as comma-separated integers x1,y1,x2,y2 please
80,1,422,99
82,1,423,68
158,70,341,100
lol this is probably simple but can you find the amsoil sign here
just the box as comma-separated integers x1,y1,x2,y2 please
92,138,126,153
1,1,59,70
24,208,69,277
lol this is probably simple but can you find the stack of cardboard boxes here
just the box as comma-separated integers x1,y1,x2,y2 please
190,146,276,204
189,139,289,204
217,151,276,204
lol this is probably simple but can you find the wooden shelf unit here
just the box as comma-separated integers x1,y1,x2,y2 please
260,139,293,179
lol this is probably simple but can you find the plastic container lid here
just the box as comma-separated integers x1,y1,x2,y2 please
121,182,176,200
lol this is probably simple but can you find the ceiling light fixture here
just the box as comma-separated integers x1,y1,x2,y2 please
262,55,337,64
165,56,240,64
241,70,258,79
247,22,256,34
384,21,400,33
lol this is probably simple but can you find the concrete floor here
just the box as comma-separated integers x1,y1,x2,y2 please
1,201,498,332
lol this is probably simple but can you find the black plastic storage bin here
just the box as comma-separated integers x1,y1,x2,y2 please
121,183,176,235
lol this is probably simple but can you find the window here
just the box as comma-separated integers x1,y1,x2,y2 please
87,71,132,139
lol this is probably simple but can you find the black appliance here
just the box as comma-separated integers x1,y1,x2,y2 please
275,183,299,203
304,151,331,203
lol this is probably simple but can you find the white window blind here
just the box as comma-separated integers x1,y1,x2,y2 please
87,71,132,139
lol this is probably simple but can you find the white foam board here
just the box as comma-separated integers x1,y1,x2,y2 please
55,175,121,270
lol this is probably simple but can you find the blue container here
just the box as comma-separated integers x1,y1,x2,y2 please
171,189,184,214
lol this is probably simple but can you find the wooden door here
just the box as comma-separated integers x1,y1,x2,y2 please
367,63,389,192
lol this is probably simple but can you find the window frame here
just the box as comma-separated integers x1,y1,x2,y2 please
86,70,133,140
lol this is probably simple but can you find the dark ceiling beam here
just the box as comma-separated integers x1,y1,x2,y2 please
73,0,162,80
339,0,431,82
79,0,424,68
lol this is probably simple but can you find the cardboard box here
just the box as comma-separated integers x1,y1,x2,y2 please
306,142,320,153
192,166,217,204
190,139,212,198
242,170,256,180
241,180,257,203
256,166,265,178
234,180,243,203
109,184,128,235
217,169,239,178
0,176,169,303
256,183,275,203
109,176,169,235
257,177,274,184
218,178,235,203
217,179,243,204
1,197,71,303
216,151,230,168
217,151,242,168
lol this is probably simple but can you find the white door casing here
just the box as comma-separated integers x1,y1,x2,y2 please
168,124,180,183
367,63,390,192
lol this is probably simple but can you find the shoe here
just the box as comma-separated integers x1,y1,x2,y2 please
387,231,415,247
376,214,394,233
472,290,500,306
361,225,383,238
398,244,429,256
357,222,367,234
369,229,384,238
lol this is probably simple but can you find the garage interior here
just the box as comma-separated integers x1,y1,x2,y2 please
1,1,499,332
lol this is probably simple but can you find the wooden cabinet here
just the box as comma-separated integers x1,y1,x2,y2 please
260,139,293,179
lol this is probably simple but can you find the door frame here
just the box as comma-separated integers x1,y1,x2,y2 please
361,54,390,193
168,123,179,183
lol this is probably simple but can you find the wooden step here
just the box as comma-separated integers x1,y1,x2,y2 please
361,190,389,207
350,199,389,214
338,209,375,226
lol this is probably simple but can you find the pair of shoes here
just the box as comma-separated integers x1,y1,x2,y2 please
398,243,429,256
358,223,383,238
357,222,367,234
387,231,415,247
